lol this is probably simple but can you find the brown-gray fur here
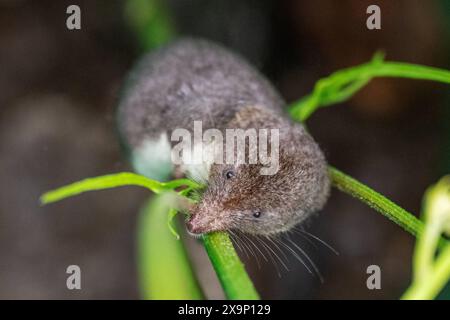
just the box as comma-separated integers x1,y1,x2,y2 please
117,38,330,235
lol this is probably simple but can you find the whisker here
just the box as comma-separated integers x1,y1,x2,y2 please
285,235,323,283
238,231,258,262
295,228,339,256
238,232,269,268
253,235,282,277
226,214,332,282
228,230,245,256
288,227,318,249
265,235,290,263
230,230,250,260
272,235,312,275
263,235,290,272
238,231,262,269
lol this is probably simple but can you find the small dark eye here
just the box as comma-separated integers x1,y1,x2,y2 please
224,170,235,180
253,210,262,218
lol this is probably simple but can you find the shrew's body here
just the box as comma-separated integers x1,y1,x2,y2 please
117,38,329,235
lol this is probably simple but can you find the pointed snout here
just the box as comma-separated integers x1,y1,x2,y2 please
186,214,208,234
186,205,227,235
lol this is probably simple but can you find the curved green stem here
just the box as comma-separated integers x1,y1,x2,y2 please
402,245,450,299
290,55,450,121
202,232,259,300
402,176,450,299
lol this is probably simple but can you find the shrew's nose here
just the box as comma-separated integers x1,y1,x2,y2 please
186,214,206,234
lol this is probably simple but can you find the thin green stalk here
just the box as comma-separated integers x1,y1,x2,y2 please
138,194,204,299
402,176,450,299
290,56,450,121
328,166,424,237
402,245,450,299
202,232,259,300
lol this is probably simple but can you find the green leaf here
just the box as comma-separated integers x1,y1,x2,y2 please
40,172,199,205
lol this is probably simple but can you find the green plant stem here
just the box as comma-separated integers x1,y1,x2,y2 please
402,245,450,299
202,232,260,300
138,194,204,299
402,176,450,299
329,166,424,237
413,212,442,282
290,59,450,121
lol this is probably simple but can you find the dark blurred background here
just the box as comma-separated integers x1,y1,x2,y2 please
0,0,449,299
